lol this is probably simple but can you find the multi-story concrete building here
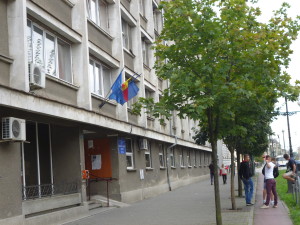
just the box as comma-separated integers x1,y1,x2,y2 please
0,0,212,224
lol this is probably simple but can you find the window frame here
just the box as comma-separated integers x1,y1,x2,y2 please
170,148,175,168
86,0,110,32
187,150,191,167
180,149,184,168
126,138,134,170
159,144,165,168
145,140,152,169
27,19,73,84
122,19,132,51
89,58,112,97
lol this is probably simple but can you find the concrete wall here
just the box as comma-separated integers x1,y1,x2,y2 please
0,142,23,219
30,0,73,28
0,0,9,55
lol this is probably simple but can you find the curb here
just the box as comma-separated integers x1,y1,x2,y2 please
248,173,258,225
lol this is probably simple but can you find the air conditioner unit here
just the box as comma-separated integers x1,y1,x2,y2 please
139,138,148,150
28,63,45,89
2,117,26,141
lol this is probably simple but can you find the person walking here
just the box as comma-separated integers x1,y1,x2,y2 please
283,153,296,184
261,155,278,209
220,164,227,184
239,154,254,206
208,162,214,185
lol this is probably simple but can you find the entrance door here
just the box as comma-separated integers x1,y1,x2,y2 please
84,138,112,178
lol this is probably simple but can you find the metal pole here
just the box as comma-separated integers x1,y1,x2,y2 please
285,97,293,158
282,130,286,154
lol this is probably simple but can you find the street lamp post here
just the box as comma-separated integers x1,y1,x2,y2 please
282,130,286,154
285,97,293,158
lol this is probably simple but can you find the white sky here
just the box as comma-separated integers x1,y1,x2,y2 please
251,0,300,152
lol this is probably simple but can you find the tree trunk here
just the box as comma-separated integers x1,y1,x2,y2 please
212,139,222,225
229,146,236,210
237,150,243,197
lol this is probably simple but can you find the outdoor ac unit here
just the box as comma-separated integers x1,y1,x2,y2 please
2,117,26,141
28,63,45,89
139,138,148,150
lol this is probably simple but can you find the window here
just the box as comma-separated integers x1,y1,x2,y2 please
122,19,131,50
180,149,184,167
199,152,202,166
126,139,134,169
27,20,72,83
194,150,197,167
153,4,160,32
187,150,191,167
145,140,152,168
142,38,150,66
22,122,52,199
170,148,175,167
86,0,109,32
126,74,139,109
89,59,112,97
159,144,165,168
139,0,145,17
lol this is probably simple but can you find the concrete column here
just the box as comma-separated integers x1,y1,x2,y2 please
7,0,28,92
0,142,23,220
71,0,91,110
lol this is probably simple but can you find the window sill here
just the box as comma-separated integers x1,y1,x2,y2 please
87,19,113,40
139,13,148,23
188,166,192,168
171,166,176,169
146,168,153,171
91,93,117,106
123,48,135,58
180,166,186,169
127,168,137,172
46,75,79,90
194,166,198,168
160,167,166,170
143,64,151,71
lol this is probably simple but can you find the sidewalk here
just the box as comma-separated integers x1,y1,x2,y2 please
64,174,254,225
253,172,293,225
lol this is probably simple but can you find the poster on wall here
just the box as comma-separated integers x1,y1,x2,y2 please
91,154,101,170
118,138,126,154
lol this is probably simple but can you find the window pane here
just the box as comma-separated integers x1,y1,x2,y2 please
102,66,111,96
27,20,33,63
38,123,51,185
57,39,72,83
45,34,56,76
99,0,108,31
33,26,44,67
145,153,151,168
126,155,133,168
89,61,95,92
24,122,38,186
89,0,98,24
126,139,132,153
95,64,101,95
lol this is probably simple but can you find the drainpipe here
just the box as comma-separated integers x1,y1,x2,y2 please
166,135,177,191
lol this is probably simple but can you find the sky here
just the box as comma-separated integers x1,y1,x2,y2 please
252,0,300,153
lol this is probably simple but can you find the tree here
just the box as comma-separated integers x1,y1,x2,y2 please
133,0,300,224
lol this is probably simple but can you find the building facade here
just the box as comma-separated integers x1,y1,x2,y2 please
0,0,212,224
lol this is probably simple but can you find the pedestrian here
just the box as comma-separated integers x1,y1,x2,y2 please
221,164,227,184
262,157,274,205
282,153,296,184
208,161,214,185
238,154,254,206
261,155,278,208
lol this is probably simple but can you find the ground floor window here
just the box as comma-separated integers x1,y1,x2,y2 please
22,122,53,199
145,140,152,168
126,138,134,169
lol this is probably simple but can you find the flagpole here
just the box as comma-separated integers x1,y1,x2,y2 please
99,68,124,109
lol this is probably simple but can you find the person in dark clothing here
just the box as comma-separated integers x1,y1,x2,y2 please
283,154,296,183
239,154,254,206
209,162,214,185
